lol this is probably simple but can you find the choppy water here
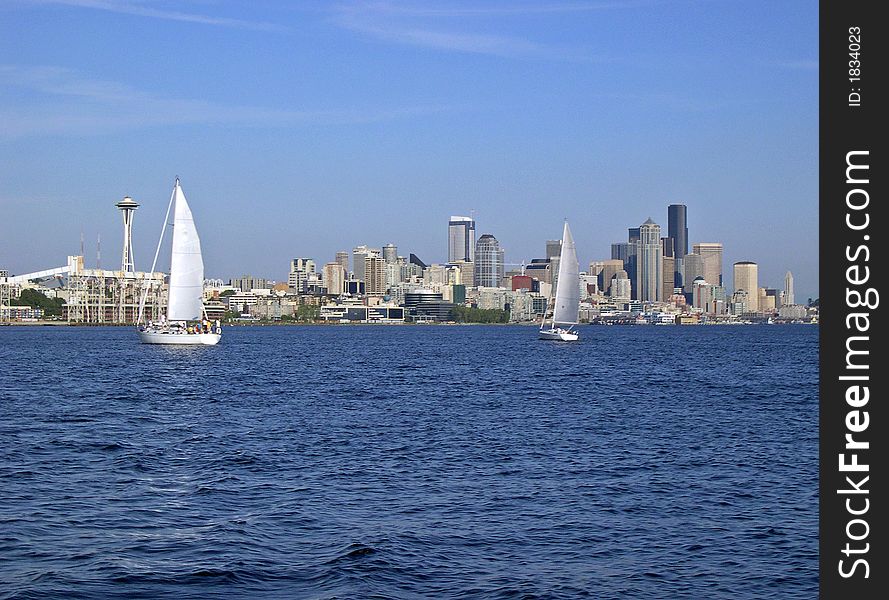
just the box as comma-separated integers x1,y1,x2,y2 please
0,324,818,599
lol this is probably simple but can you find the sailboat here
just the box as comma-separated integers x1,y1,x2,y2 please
137,178,221,345
539,220,580,342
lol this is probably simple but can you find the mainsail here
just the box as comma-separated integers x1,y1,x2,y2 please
552,221,580,326
166,182,205,322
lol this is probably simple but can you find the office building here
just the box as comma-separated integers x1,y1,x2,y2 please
636,218,663,302
668,204,687,286
352,245,380,282
694,243,724,287
364,255,386,295
474,234,505,288
322,262,345,295
335,251,350,276
662,256,675,302
448,216,476,263
682,253,704,292
784,271,795,306
383,243,398,264
611,270,631,301
288,258,315,293
597,259,624,296
733,261,759,312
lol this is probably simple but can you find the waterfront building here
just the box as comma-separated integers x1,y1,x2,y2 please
761,288,777,313
784,271,795,306
733,261,759,312
730,289,749,315
474,234,505,288
322,262,345,295
694,243,724,287
636,218,663,302
448,216,476,263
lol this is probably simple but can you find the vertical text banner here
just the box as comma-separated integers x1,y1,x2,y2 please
820,0,884,597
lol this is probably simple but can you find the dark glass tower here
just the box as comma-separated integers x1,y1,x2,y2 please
667,204,688,258
668,204,687,287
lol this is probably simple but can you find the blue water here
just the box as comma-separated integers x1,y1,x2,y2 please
0,325,817,599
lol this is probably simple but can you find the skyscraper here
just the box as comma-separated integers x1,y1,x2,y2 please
364,255,386,295
352,245,380,282
322,262,345,295
599,259,624,296
636,218,663,302
682,253,704,292
733,261,759,312
288,258,316,293
474,234,505,288
693,243,724,287
668,204,688,286
448,216,476,263
784,271,795,306
382,243,398,264
335,251,350,276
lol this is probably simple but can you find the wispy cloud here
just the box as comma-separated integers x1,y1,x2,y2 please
332,1,624,60
339,0,669,17
0,65,450,139
20,0,286,31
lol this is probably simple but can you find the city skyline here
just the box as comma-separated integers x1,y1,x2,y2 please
0,1,818,300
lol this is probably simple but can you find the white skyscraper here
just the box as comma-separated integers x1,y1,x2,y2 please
784,271,795,306
636,218,663,302
448,216,476,263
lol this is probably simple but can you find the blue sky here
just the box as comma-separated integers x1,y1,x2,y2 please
0,1,818,299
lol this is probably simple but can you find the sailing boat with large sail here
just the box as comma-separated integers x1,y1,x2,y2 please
137,178,221,345
539,220,580,342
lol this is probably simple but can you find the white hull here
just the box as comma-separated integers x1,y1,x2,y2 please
539,328,579,342
139,331,221,345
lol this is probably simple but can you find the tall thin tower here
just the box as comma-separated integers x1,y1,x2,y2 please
784,271,795,306
116,196,139,273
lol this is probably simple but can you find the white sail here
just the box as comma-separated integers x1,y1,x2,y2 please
166,182,205,322
552,221,580,326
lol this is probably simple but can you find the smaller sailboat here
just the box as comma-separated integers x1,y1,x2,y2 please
539,220,580,342
137,179,221,345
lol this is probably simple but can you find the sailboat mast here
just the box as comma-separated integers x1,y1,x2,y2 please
136,182,177,324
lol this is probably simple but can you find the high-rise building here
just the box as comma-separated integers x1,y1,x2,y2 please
352,245,380,282
784,271,795,306
662,256,675,302
694,243,724,287
546,240,562,260
383,243,398,264
335,251,350,276
448,216,476,263
474,234,505,288
733,261,759,312
322,262,345,295
598,259,624,296
636,218,663,302
364,255,386,295
288,258,316,293
682,253,704,292
668,204,688,287
611,270,631,301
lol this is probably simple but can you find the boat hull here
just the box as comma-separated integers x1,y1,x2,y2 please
539,328,579,342
139,331,221,345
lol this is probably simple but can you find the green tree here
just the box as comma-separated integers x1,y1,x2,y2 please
12,289,65,317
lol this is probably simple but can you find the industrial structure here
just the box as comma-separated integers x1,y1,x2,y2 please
1,195,167,325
